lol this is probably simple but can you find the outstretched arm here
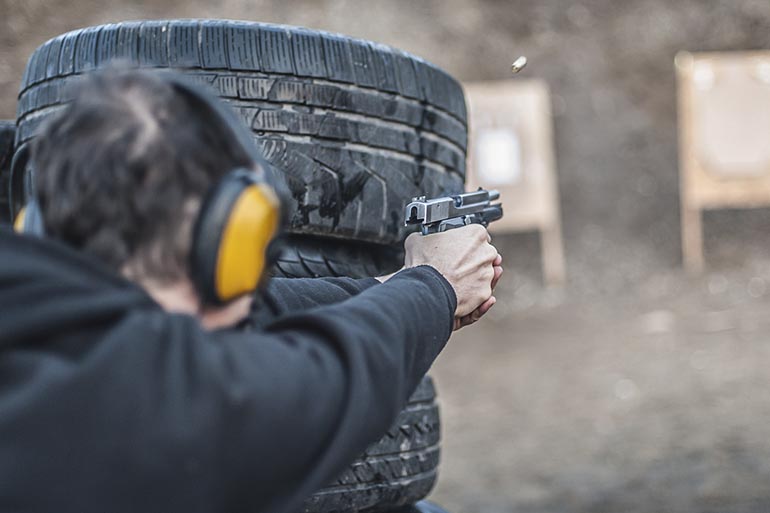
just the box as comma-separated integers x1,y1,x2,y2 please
121,266,455,513
266,276,379,312
246,276,380,328
250,225,502,331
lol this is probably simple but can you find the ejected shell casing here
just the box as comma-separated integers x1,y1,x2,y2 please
511,56,528,74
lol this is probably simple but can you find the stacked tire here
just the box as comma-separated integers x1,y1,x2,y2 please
302,377,441,513
12,20,468,278
0,121,14,224
12,20,468,512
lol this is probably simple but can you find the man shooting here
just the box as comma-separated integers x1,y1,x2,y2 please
0,68,502,513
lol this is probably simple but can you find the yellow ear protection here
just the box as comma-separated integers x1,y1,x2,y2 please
190,167,282,305
14,70,286,306
13,198,45,236
12,143,44,236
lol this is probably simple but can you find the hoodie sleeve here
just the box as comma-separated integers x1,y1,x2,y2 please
120,265,456,513
264,277,381,311
246,276,381,329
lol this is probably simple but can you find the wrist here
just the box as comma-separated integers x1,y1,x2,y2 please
375,268,402,283
414,265,457,314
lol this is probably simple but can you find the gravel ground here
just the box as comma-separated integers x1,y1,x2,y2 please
431,233,770,513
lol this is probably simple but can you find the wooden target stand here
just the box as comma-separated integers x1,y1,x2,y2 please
676,51,770,273
463,79,566,285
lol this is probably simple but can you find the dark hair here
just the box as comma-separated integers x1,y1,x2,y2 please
32,67,255,284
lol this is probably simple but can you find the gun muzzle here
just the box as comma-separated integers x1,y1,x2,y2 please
405,201,427,225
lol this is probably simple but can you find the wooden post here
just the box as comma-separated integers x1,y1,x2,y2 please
541,222,566,285
676,51,770,272
681,203,704,274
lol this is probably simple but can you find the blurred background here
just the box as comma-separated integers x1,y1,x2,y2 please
4,1,770,511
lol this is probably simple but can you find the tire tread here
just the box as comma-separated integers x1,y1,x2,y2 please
0,121,15,223
303,376,440,513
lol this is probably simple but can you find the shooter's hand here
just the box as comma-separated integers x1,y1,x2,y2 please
404,224,500,319
453,254,502,330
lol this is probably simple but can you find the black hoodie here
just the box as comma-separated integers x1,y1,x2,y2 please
0,228,456,513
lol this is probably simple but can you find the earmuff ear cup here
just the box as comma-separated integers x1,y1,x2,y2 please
13,206,27,233
13,199,45,236
190,170,280,305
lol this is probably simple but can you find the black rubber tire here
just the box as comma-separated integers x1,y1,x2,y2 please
385,501,450,513
13,19,467,274
302,376,440,513
0,121,14,224
272,235,404,279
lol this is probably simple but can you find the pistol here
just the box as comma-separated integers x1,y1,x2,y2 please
404,188,503,235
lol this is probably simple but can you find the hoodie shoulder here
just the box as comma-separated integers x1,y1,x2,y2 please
0,228,156,350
